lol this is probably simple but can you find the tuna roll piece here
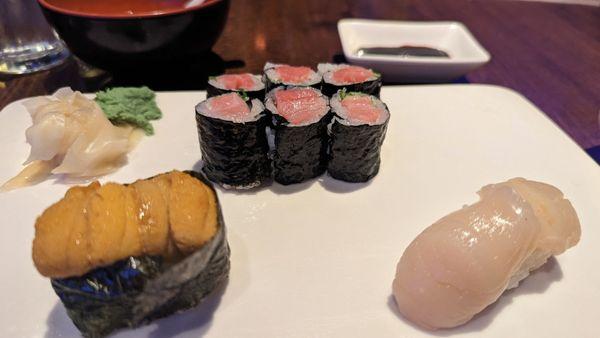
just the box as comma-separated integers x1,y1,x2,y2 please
263,62,322,91
265,87,331,185
328,91,389,182
318,63,382,97
33,170,230,337
207,73,265,100
196,92,271,189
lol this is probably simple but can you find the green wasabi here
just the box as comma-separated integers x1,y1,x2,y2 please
95,86,162,135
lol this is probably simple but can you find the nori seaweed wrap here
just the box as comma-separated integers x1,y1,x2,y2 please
328,91,389,182
265,86,331,185
206,73,265,101
263,62,322,92
318,63,382,97
195,93,271,189
33,171,230,337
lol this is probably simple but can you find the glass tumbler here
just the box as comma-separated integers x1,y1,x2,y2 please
0,0,69,74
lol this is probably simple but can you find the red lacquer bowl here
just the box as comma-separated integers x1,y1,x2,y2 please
38,0,230,71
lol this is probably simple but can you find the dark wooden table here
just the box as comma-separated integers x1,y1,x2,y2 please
1,0,599,153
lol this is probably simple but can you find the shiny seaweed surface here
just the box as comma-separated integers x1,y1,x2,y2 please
327,118,389,182
195,107,271,189
271,112,332,185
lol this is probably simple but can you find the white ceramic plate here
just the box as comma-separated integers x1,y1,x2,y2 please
1,85,598,338
338,19,491,83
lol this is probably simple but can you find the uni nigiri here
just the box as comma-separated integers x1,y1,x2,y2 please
33,170,230,337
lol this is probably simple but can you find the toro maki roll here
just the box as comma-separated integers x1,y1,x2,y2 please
265,86,331,185
207,73,265,101
32,170,230,337
263,62,322,91
328,91,390,182
318,63,382,97
196,92,271,189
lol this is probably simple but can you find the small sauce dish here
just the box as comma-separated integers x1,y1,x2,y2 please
338,19,491,83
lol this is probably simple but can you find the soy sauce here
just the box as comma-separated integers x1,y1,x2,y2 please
356,46,450,58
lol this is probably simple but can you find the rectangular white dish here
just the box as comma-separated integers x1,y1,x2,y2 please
338,19,491,82
0,85,598,337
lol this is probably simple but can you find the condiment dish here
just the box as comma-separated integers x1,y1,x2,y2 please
338,19,491,82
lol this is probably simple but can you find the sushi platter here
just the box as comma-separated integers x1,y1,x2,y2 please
1,84,599,337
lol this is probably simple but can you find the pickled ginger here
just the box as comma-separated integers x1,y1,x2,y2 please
1,88,138,191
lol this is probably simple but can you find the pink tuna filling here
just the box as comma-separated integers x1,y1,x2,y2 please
275,65,314,83
208,93,251,120
332,66,375,84
274,88,327,125
341,96,382,124
216,73,257,90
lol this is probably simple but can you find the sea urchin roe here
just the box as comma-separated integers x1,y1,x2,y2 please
133,176,171,255
273,87,328,125
169,171,217,254
32,170,218,278
87,183,130,267
32,181,100,278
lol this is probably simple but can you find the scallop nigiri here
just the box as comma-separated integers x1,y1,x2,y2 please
1,88,138,191
392,178,581,330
